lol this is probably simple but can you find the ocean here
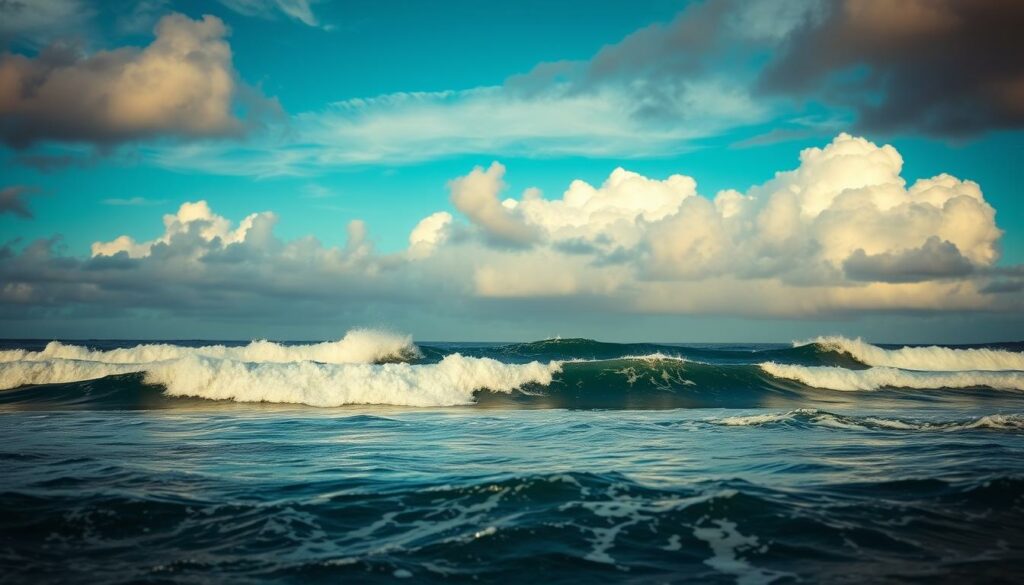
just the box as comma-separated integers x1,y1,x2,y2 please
1,332,1023,583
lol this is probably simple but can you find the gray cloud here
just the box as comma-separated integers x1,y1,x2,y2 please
843,237,975,283
760,0,1024,136
0,185,36,218
513,0,1023,139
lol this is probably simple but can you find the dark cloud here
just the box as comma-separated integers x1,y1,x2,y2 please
982,280,1024,294
512,0,1022,138
0,185,36,218
760,0,1024,136
843,237,975,283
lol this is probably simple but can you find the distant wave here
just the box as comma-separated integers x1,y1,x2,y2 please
0,329,420,366
760,362,1024,391
802,336,1024,371
712,409,1024,432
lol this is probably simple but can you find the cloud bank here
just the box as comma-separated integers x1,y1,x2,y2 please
1,134,1019,334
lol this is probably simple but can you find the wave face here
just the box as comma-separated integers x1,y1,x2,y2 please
0,334,1022,410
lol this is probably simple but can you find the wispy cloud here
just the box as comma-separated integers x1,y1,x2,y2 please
218,0,326,28
150,81,768,176
101,197,167,206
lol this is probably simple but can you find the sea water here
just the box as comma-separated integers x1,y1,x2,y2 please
1,333,1022,583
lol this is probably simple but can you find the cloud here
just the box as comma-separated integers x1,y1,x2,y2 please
1,135,1019,330
116,0,171,35
0,0,92,47
0,185,36,218
433,133,1010,311
101,197,167,206
449,162,537,247
90,200,270,258
218,0,322,28
759,0,1024,136
0,13,274,148
150,82,765,175
843,237,975,283
12,0,1013,176
407,211,453,259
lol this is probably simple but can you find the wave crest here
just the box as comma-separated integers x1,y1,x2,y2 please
0,354,560,406
145,354,560,407
802,336,1024,371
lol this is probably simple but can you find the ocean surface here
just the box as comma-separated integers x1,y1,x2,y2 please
1,332,1023,583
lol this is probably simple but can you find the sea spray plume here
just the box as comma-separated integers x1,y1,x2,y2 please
799,336,1024,371
0,328,421,365
760,363,1024,392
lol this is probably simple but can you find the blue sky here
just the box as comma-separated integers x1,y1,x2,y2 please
1,0,1022,341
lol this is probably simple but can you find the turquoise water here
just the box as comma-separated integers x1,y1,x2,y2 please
1,338,1023,583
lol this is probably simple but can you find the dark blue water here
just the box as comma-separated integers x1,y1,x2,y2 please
1,337,1023,583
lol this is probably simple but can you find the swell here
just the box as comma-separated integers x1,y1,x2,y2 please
490,337,865,367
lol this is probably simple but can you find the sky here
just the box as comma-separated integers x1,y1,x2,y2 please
0,0,1022,343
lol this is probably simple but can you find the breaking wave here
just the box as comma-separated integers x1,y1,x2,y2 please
1,333,1022,410
760,362,1024,392
0,328,420,366
0,354,561,407
803,335,1024,371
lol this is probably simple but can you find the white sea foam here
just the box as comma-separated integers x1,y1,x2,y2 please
0,329,420,366
801,336,1024,371
0,354,561,406
714,409,1024,431
760,362,1024,392
692,519,787,585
